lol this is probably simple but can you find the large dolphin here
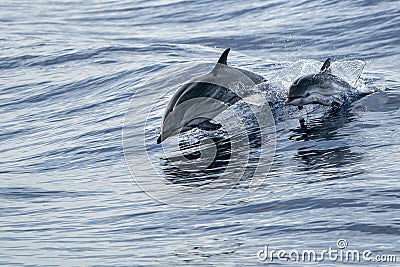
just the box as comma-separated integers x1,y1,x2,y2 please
157,48,266,144
284,58,364,110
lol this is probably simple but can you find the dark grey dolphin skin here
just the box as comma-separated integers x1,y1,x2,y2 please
284,58,361,110
157,48,266,144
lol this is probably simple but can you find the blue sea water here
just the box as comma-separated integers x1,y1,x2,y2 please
1,0,400,265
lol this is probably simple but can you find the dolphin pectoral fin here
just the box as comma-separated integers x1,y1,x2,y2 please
320,58,331,74
182,117,221,132
197,120,222,131
157,135,162,144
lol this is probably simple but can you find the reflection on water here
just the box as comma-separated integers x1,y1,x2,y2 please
161,123,266,187
290,106,364,183
161,133,232,186
295,146,363,183
289,104,355,142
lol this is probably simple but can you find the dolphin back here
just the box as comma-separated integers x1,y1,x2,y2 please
158,48,267,143
234,67,266,84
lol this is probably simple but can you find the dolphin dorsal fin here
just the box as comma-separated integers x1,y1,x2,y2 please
320,58,331,74
217,48,230,65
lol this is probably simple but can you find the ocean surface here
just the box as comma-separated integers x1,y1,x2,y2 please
1,0,399,265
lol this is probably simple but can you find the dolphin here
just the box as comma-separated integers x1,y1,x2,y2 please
284,58,363,110
157,48,266,144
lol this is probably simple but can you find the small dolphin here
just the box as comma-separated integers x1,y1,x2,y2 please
157,48,266,144
284,58,361,110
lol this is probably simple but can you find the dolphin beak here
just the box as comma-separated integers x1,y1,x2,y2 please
284,99,290,106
